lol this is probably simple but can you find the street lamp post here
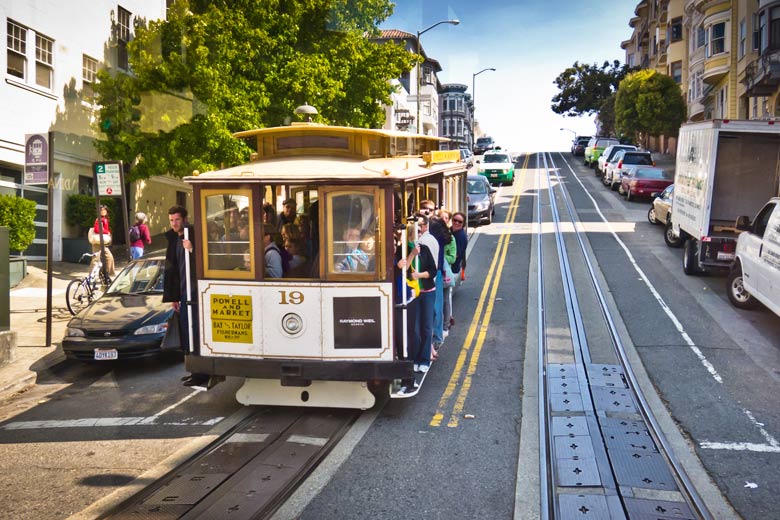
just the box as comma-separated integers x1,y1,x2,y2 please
471,67,496,148
560,128,577,139
416,19,459,135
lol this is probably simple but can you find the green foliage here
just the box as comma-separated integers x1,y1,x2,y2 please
65,195,118,234
615,69,687,147
598,94,616,137
551,60,633,117
0,195,37,252
93,0,413,181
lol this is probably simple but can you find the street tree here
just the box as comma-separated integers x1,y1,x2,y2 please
597,93,617,138
551,60,632,117
94,0,415,180
614,69,687,148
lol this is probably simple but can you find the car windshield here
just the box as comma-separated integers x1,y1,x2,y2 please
635,168,671,179
476,138,492,145
483,154,511,163
468,179,488,194
105,259,165,295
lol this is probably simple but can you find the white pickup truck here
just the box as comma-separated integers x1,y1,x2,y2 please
727,197,780,318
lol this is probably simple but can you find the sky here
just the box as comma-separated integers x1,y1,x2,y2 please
381,0,637,152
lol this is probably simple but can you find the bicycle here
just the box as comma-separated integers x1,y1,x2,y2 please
65,252,113,316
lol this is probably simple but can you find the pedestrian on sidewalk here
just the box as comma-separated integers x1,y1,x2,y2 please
129,212,152,260
92,205,115,278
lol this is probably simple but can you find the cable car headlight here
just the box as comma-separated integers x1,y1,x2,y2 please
281,313,303,336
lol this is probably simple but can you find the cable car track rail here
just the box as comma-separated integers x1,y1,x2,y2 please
101,407,359,520
536,152,711,519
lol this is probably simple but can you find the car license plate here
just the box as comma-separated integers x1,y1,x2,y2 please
490,174,498,178
717,252,735,261
94,348,118,360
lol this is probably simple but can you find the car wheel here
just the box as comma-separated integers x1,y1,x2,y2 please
727,264,759,309
664,220,684,248
683,239,703,275
647,207,659,224
486,211,492,225
618,184,625,195
626,188,633,202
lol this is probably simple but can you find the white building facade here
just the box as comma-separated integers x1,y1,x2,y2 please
1,1,190,261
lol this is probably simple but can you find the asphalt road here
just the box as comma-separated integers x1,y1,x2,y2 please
0,152,778,519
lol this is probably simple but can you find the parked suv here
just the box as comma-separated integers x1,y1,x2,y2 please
584,136,620,167
605,150,654,190
597,144,636,176
571,136,591,156
473,136,496,155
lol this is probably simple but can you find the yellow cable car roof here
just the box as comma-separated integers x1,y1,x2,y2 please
188,122,466,183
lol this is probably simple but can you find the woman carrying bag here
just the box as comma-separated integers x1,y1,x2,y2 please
89,205,115,278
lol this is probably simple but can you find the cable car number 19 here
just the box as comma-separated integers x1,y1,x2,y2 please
278,290,304,305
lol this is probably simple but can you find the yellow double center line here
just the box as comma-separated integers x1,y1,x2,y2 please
430,153,530,428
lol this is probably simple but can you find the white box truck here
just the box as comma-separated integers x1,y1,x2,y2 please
669,120,780,275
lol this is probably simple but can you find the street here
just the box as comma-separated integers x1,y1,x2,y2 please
1,152,779,519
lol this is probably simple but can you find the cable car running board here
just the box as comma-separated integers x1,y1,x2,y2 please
390,365,432,399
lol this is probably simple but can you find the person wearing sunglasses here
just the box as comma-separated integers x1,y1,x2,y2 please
450,211,468,303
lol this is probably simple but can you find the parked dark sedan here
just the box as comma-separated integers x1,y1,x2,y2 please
62,256,177,361
467,175,497,225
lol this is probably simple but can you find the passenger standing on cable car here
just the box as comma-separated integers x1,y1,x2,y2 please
429,215,451,357
163,205,207,388
398,213,438,373
450,211,468,324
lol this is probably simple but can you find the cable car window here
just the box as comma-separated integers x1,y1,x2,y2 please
324,188,381,278
277,185,318,278
201,189,254,279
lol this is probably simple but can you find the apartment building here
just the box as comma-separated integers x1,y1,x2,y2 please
623,0,780,127
439,83,474,150
373,29,445,137
1,2,193,261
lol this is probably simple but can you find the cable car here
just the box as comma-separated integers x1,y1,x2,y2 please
184,114,468,409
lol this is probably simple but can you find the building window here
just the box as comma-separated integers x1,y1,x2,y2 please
7,20,27,80
771,7,780,51
78,175,94,195
117,6,131,70
697,26,706,48
718,86,727,118
671,17,683,42
176,190,187,209
759,11,768,52
671,61,682,84
710,22,726,56
35,33,53,89
82,54,99,99
739,19,746,58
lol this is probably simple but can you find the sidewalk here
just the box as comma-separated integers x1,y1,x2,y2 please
0,260,91,399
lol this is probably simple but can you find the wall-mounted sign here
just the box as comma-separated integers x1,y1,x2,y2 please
24,133,49,185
